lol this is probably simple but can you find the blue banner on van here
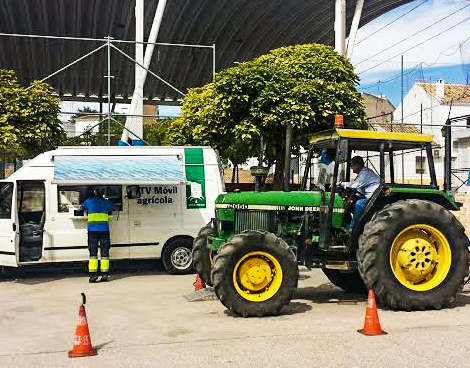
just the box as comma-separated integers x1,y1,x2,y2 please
53,156,186,183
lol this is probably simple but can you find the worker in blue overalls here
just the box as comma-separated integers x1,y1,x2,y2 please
81,188,115,283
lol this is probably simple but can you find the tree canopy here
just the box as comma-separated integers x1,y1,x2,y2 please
165,43,366,183
0,69,66,159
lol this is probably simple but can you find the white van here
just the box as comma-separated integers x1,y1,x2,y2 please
0,146,224,274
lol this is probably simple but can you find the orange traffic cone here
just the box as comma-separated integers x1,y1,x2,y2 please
358,289,387,336
193,274,206,291
68,299,97,357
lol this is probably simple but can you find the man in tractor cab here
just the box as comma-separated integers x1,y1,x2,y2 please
340,156,380,230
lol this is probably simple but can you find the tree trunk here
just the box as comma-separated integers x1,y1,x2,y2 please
231,164,238,183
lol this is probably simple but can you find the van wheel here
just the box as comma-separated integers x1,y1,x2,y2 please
162,238,194,275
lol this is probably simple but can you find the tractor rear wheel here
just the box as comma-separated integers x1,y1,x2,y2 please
322,269,367,294
212,230,298,317
359,199,469,310
192,223,218,286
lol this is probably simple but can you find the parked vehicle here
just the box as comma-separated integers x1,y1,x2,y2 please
194,127,469,316
0,146,224,274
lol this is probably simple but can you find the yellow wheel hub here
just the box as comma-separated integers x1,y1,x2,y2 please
390,224,451,291
233,251,283,302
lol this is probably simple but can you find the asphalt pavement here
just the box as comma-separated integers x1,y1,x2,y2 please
1,261,470,368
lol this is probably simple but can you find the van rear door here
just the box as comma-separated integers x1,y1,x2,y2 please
0,182,18,267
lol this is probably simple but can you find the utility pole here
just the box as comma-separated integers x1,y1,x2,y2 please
401,55,404,183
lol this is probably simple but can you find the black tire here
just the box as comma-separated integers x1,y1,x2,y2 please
162,237,194,275
322,269,367,294
192,223,218,286
359,199,469,310
211,230,298,317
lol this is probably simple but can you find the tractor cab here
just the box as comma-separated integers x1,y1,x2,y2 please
303,128,459,249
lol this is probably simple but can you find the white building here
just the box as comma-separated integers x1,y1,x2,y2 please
391,80,470,190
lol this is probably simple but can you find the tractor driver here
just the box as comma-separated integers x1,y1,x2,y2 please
340,156,380,230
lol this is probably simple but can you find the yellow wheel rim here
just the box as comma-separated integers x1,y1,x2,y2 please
233,251,283,302
390,224,452,291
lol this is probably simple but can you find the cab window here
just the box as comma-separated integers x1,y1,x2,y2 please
0,182,13,219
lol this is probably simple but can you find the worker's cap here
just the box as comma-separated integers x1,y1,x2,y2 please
351,156,364,167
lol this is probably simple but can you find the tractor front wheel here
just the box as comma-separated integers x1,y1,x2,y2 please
359,199,469,310
212,230,298,317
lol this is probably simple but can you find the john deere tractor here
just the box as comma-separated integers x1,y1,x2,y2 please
192,127,469,317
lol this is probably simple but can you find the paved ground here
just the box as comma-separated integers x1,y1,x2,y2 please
1,262,470,368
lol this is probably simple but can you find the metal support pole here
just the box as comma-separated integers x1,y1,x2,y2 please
426,143,437,187
283,124,293,192
401,55,404,183
123,0,168,144
335,0,346,56
301,148,313,191
107,37,112,146
420,103,423,184
380,144,385,184
346,0,364,59
389,149,395,184
212,44,216,82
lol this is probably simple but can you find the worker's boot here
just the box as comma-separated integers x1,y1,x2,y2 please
100,273,109,282
89,274,100,283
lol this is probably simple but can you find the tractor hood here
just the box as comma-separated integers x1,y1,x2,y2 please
215,191,345,210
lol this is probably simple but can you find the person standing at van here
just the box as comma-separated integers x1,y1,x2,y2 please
81,188,115,283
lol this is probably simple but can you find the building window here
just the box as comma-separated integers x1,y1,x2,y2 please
416,156,426,174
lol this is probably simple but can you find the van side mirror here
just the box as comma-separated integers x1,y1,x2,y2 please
126,185,140,199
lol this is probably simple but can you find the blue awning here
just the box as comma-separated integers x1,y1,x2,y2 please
53,156,187,184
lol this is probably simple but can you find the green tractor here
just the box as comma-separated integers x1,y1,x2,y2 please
192,127,469,317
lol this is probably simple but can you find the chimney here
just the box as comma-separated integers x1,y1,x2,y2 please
436,79,445,99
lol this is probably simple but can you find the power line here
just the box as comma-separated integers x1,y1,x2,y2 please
358,37,470,91
358,66,421,91
355,3,470,67
356,0,430,45
357,15,470,75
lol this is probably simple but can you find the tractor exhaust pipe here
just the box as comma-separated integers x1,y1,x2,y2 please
283,124,293,192
443,118,451,192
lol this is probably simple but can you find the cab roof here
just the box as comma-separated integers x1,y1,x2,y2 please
309,128,434,151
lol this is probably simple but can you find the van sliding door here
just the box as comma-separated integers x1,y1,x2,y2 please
17,181,45,262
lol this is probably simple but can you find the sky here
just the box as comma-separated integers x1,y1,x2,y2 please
352,0,470,106
61,0,470,118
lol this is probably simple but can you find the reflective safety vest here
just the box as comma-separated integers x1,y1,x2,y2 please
81,197,114,232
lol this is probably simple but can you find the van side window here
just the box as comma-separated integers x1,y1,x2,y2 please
102,186,123,211
18,181,45,225
58,185,123,213
58,186,81,213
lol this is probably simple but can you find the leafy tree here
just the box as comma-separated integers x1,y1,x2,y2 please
144,118,174,145
0,69,66,159
166,43,366,186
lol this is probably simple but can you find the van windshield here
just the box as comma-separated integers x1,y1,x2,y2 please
0,183,13,219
